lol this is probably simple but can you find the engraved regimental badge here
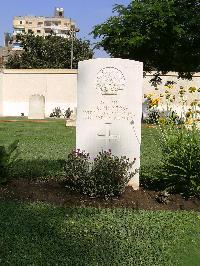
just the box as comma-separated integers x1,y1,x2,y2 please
96,67,126,95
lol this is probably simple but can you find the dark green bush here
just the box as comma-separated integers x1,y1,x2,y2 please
65,150,136,198
65,150,90,193
0,141,18,184
158,126,200,197
64,108,73,119
144,109,184,125
50,107,73,119
50,107,62,118
166,111,184,125
144,108,161,124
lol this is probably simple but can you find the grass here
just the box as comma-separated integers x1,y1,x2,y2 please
0,119,200,265
0,201,200,265
140,124,163,185
0,118,160,181
0,119,75,179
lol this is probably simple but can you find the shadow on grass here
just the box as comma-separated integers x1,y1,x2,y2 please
0,202,138,265
9,159,66,180
0,201,200,265
140,165,165,191
9,158,166,188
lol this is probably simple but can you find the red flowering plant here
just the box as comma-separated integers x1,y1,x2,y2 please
65,149,137,198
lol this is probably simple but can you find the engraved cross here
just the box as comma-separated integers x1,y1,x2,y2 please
97,122,120,149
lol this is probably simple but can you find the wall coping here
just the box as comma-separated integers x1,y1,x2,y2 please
1,69,200,77
1,69,78,74
145,71,200,77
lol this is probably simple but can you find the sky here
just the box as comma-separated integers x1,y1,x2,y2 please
0,0,130,57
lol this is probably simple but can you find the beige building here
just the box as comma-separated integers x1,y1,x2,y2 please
13,7,77,43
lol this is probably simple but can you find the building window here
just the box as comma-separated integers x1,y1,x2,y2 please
51,21,61,26
28,21,32,25
20,21,23,24
28,29,33,33
37,30,41,33
38,22,43,26
44,21,51,27
44,29,52,34
14,28,25,34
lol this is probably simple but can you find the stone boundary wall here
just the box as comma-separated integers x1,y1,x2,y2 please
143,72,200,116
0,69,199,117
0,69,78,117
144,72,200,94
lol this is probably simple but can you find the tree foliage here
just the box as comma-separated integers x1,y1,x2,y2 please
92,0,200,76
6,34,93,69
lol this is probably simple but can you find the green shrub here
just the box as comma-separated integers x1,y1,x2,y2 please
159,111,184,125
65,149,136,198
65,150,90,193
158,126,200,197
50,107,73,119
64,108,73,119
144,109,184,125
50,107,62,118
144,108,161,124
0,140,19,184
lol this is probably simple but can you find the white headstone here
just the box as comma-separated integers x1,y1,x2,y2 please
76,58,143,189
28,94,45,119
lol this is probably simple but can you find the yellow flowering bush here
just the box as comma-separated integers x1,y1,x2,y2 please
144,82,200,127
143,81,200,197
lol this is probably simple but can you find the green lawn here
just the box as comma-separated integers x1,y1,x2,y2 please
0,118,161,181
0,201,200,265
0,119,75,180
0,119,200,265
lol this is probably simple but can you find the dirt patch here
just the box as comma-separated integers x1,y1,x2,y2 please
0,179,199,211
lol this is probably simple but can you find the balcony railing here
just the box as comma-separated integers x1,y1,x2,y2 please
43,25,70,30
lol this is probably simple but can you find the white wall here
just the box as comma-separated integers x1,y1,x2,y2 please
1,69,77,117
144,72,200,95
143,72,200,117
0,69,199,118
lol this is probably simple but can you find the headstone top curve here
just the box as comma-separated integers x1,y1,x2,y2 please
78,58,143,67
